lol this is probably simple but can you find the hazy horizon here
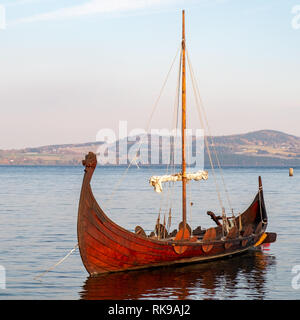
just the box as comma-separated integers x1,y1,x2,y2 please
0,128,298,151
1,0,299,149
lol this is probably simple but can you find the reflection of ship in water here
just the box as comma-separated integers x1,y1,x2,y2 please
79,249,276,300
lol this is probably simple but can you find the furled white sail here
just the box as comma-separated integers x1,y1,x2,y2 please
149,171,208,193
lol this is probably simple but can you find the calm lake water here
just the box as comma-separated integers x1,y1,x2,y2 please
0,165,299,300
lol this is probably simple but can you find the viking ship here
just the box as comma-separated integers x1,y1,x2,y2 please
77,11,276,276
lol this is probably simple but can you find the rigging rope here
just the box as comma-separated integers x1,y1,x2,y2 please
100,45,181,214
155,46,182,232
185,83,193,228
186,49,234,216
186,50,224,211
187,130,193,227
96,42,234,236
186,48,234,236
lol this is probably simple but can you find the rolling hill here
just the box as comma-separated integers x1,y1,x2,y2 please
0,130,299,167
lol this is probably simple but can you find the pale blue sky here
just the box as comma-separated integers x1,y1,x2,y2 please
0,0,299,149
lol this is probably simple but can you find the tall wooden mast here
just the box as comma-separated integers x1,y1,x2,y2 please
181,10,187,229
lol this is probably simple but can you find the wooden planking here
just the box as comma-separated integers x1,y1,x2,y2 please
77,153,272,275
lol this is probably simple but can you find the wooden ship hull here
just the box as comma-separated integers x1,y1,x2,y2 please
77,11,276,276
77,152,276,276
80,249,273,300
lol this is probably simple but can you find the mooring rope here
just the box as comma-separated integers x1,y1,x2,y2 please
34,244,78,281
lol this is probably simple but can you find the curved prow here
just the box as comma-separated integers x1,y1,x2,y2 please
77,152,99,274
235,175,268,237
258,176,268,224
81,152,97,185
259,175,262,189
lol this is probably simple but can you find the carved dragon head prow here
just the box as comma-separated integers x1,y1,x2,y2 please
82,152,97,169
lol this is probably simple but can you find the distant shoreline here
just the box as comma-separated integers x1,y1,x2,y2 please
1,129,299,167
0,164,299,169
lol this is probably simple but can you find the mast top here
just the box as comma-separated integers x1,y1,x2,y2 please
182,10,185,41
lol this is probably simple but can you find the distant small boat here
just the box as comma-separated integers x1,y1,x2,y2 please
77,11,276,276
